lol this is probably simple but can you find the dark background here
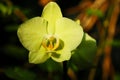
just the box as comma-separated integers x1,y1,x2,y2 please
0,0,120,80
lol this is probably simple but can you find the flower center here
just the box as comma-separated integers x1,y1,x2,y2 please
42,35,60,52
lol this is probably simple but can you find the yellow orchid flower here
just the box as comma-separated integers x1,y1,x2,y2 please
17,2,83,64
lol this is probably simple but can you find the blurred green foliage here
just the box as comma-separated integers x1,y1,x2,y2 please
86,8,104,18
114,73,120,80
4,67,36,80
0,3,12,16
69,33,97,71
1,0,120,80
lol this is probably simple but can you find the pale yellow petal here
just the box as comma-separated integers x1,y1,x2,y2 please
29,46,50,64
41,2,62,34
17,17,47,52
55,18,83,51
51,49,71,62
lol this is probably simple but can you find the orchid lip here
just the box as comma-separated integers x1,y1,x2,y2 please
42,34,60,52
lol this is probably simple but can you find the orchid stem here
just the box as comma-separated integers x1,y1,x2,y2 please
63,61,70,80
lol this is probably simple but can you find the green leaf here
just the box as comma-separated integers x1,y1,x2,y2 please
3,44,27,59
69,33,97,70
111,40,120,47
5,24,19,32
0,3,12,16
38,58,62,72
86,8,104,18
0,3,7,15
4,67,36,80
114,73,120,80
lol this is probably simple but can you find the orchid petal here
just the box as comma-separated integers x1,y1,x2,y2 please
17,17,47,52
51,49,71,62
55,18,83,51
29,46,50,64
41,2,62,34
51,18,83,62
